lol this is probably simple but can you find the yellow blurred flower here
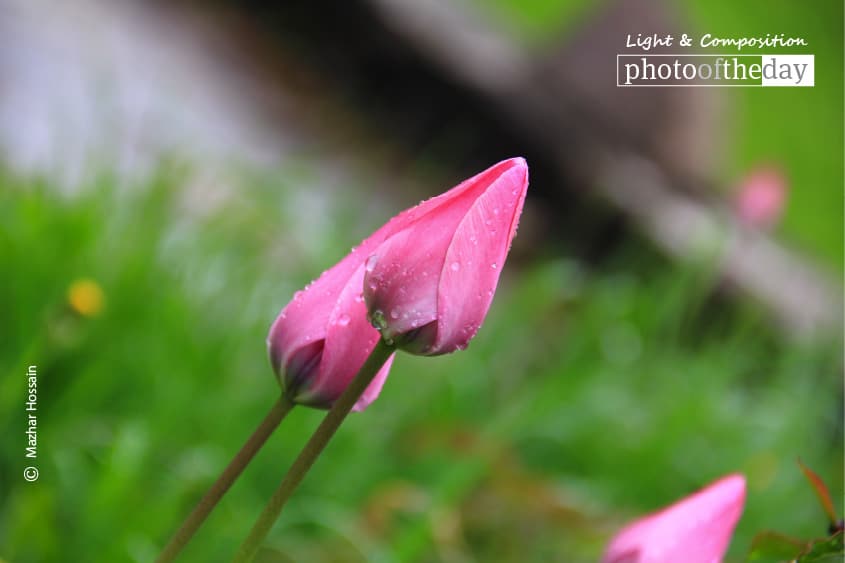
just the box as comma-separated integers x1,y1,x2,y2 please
67,279,105,317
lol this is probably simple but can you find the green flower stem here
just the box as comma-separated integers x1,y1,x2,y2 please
157,395,296,563
233,340,395,562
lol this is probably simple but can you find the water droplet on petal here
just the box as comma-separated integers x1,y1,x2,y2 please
337,314,351,327
491,263,498,269
450,262,460,272
365,255,378,273
493,207,500,215
354,294,364,303
390,308,400,319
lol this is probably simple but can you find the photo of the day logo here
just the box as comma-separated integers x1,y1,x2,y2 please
617,32,813,87
617,55,814,87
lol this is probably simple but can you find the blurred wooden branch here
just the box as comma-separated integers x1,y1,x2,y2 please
365,0,842,338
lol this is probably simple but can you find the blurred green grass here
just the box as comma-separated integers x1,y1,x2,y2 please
0,161,840,562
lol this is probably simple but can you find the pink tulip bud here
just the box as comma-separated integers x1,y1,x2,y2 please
267,195,427,411
735,166,787,229
268,157,528,409
267,239,396,411
363,157,529,355
602,474,746,563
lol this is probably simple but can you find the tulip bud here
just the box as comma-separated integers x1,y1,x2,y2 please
363,158,529,355
602,474,746,563
268,157,528,407
267,219,405,411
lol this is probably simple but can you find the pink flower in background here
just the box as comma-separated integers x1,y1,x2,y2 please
269,158,528,409
602,474,746,563
363,157,529,355
735,166,787,229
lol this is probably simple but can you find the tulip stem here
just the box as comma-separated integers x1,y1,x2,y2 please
232,340,395,562
157,395,296,563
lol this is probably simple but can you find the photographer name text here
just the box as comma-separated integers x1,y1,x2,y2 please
24,365,39,482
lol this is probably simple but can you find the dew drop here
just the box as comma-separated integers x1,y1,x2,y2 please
365,254,378,273
450,262,460,272
491,262,498,269
493,207,500,215
337,314,351,327
354,294,364,303
390,308,401,319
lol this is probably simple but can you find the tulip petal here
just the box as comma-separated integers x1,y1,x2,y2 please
434,158,528,353
364,227,447,340
268,252,364,381
363,179,493,339
352,353,395,412
603,474,746,563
